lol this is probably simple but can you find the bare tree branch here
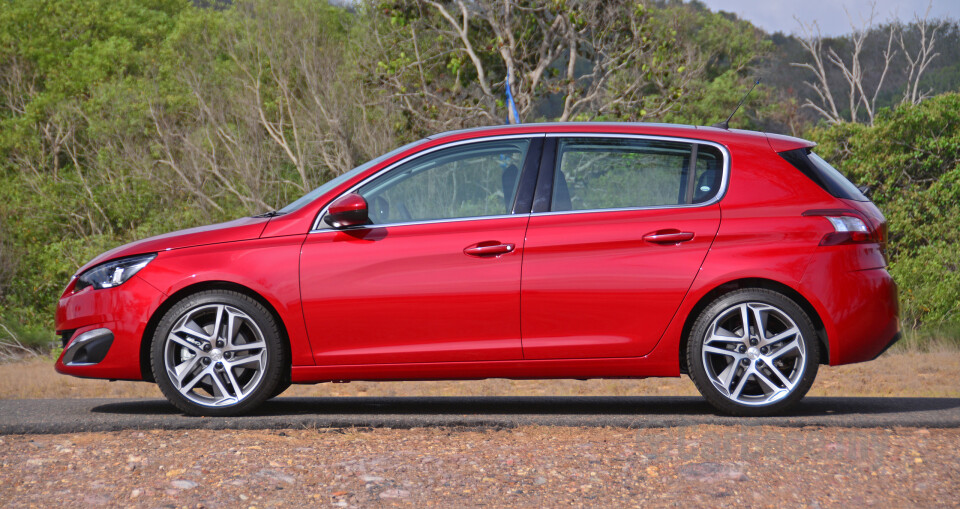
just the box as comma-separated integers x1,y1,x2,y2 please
899,2,945,105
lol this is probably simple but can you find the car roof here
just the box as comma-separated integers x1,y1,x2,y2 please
426,122,690,139
426,122,814,152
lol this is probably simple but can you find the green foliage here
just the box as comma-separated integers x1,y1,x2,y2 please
809,93,960,332
0,0,188,142
367,0,745,131
0,320,55,352
0,0,383,335
891,242,960,329
0,0,194,331
653,2,771,127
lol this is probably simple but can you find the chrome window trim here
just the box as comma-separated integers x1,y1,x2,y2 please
534,132,730,217
310,131,729,232
529,202,716,218
309,213,524,234
311,134,543,232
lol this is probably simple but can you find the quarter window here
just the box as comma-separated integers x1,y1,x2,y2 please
551,138,723,212
356,139,530,225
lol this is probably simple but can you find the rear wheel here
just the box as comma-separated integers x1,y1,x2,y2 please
687,289,819,416
151,290,287,416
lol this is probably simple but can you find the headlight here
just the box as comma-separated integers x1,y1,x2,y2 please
74,253,157,291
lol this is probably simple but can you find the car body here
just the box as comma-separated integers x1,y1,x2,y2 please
55,123,900,416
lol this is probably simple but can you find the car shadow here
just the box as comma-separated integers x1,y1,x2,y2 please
90,395,960,418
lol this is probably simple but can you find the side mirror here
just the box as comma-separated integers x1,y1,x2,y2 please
323,193,370,229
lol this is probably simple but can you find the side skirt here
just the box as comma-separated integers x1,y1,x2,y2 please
290,355,679,383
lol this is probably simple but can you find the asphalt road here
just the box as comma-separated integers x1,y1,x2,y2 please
2,396,959,434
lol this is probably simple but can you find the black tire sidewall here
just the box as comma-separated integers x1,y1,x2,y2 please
150,290,286,417
269,377,292,399
687,288,820,416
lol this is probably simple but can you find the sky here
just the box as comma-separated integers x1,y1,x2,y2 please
695,0,960,36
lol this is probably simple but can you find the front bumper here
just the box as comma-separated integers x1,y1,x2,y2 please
60,328,114,366
55,275,166,380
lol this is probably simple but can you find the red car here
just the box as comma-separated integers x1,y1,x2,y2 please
55,123,900,416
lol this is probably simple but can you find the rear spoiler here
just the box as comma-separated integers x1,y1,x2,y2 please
766,132,816,153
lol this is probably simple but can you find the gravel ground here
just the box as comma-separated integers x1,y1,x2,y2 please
2,425,958,507
4,351,958,507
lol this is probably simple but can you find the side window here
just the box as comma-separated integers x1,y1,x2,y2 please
692,145,723,203
551,138,723,212
357,139,529,225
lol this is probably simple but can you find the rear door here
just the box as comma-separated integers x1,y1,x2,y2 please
520,135,725,359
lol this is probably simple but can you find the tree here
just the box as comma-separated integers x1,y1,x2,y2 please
151,0,396,211
0,0,396,334
791,2,945,125
657,2,772,128
366,0,698,133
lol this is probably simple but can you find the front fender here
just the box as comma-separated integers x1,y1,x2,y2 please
136,235,314,366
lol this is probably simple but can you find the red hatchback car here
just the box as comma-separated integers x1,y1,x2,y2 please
55,123,900,416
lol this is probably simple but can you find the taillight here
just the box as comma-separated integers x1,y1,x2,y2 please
803,209,878,246
876,221,888,255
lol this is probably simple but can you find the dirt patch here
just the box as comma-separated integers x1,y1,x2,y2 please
1,425,957,507
4,349,959,400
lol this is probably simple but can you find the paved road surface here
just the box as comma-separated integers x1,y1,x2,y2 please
1,396,958,434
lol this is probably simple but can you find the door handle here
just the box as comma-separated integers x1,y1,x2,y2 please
643,230,695,244
464,242,516,257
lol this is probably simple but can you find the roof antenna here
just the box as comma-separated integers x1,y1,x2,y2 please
712,77,761,130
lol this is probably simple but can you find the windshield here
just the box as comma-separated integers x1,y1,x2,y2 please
276,139,426,214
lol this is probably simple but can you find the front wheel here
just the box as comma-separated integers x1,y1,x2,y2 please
687,289,819,416
151,290,287,416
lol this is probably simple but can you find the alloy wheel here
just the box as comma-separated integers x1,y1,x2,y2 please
163,304,268,408
700,302,807,406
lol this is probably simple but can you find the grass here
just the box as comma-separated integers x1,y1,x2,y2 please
893,327,960,352
2,346,958,400
0,320,58,361
0,323,46,363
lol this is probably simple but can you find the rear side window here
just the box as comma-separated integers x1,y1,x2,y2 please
779,148,869,202
551,138,723,212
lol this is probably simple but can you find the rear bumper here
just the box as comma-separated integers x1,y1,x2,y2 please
871,331,902,361
800,265,900,366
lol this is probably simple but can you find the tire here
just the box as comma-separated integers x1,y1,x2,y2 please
150,290,287,416
270,375,291,399
686,288,819,416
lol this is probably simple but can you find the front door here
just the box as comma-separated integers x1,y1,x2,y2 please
300,137,536,365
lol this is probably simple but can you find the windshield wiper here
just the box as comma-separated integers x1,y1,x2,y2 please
253,210,285,218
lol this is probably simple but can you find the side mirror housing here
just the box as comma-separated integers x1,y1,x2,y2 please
323,193,370,229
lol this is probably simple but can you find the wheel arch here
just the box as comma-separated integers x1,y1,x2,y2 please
139,280,292,382
678,277,829,374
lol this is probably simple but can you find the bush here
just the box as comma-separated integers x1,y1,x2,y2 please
809,93,960,336
891,241,960,329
